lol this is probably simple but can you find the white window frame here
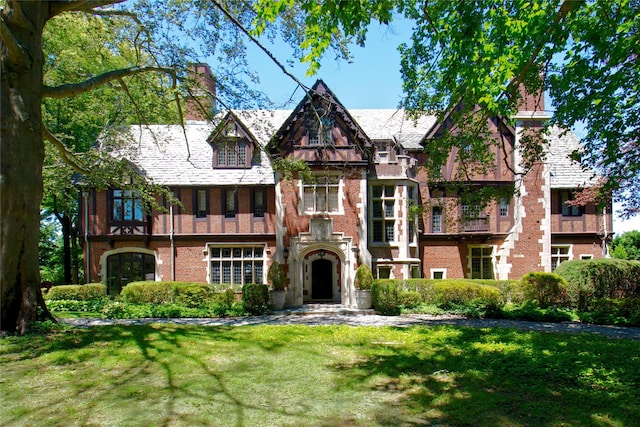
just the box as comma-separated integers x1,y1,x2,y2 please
371,184,396,244
430,268,447,279
207,244,266,287
468,245,496,279
579,254,593,260
301,174,342,214
551,245,573,271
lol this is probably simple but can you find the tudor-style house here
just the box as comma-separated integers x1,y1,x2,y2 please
80,76,612,306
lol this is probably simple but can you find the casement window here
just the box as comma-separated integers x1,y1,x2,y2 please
303,175,340,213
561,190,583,216
106,252,155,296
252,189,266,218
306,110,332,145
195,189,208,218
209,246,265,286
111,189,144,222
462,204,488,231
469,246,494,279
372,185,395,243
551,245,571,270
432,206,443,233
224,189,237,218
500,198,509,217
214,139,249,168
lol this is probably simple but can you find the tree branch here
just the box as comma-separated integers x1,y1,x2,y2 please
48,1,124,18
43,127,90,175
42,65,176,99
0,12,29,66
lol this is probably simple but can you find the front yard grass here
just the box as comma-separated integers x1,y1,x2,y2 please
1,324,639,426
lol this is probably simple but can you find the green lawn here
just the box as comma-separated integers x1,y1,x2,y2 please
1,324,639,426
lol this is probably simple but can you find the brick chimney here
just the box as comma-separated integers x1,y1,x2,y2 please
185,63,216,123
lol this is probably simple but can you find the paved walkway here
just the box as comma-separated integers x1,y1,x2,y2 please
60,304,640,340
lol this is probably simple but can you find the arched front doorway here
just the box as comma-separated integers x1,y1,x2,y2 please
311,258,333,299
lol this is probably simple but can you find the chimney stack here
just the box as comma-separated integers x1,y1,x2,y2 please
185,63,216,123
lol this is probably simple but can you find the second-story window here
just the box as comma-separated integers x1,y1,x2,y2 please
112,189,144,221
500,198,509,217
195,189,208,218
252,189,266,218
306,110,332,145
303,175,340,213
372,185,395,243
561,191,582,216
432,206,443,233
224,189,237,218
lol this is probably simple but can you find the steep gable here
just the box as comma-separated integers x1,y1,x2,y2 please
271,80,373,165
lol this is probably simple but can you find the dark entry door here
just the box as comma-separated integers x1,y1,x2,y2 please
312,259,333,299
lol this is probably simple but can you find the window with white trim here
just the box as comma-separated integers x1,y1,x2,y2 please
469,246,494,279
303,175,340,213
376,265,391,279
579,254,593,260
372,185,395,243
551,245,571,270
209,246,265,286
430,268,447,279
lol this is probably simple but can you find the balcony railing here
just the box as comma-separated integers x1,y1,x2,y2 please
461,217,489,232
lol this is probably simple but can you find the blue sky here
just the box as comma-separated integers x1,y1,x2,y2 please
238,20,638,235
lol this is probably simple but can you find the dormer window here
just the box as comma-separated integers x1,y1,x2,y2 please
214,138,250,168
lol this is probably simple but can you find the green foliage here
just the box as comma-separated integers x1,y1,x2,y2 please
554,259,640,311
242,283,269,315
267,261,286,291
45,284,106,301
499,302,575,323
371,280,402,315
611,231,640,260
271,158,314,182
520,272,569,308
354,264,373,290
118,281,216,306
46,299,109,313
579,298,640,327
399,291,422,309
432,280,503,309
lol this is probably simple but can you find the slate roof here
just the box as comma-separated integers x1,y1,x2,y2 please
547,126,596,189
110,111,591,189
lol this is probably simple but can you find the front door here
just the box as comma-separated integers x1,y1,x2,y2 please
311,259,333,299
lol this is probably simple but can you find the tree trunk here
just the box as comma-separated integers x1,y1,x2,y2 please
1,2,54,334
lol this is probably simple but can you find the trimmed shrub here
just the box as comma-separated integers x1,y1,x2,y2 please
400,291,422,309
520,272,569,308
371,280,401,315
432,280,503,309
242,283,269,315
267,262,286,291
46,299,108,312
45,283,106,301
173,283,216,308
554,259,640,310
120,281,216,306
354,264,374,290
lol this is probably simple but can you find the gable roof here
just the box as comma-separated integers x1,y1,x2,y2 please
272,80,372,149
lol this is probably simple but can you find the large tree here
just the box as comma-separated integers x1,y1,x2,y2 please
0,0,284,333
255,0,640,216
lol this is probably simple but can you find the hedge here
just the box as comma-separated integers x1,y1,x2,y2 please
520,272,569,308
120,281,216,306
554,259,640,310
45,283,107,301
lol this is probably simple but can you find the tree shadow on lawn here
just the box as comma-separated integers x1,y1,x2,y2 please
1,324,318,426
328,326,640,426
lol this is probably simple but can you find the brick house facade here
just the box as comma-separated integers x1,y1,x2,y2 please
80,79,612,305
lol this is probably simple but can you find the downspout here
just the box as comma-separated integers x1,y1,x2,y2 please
83,191,90,283
170,197,175,281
